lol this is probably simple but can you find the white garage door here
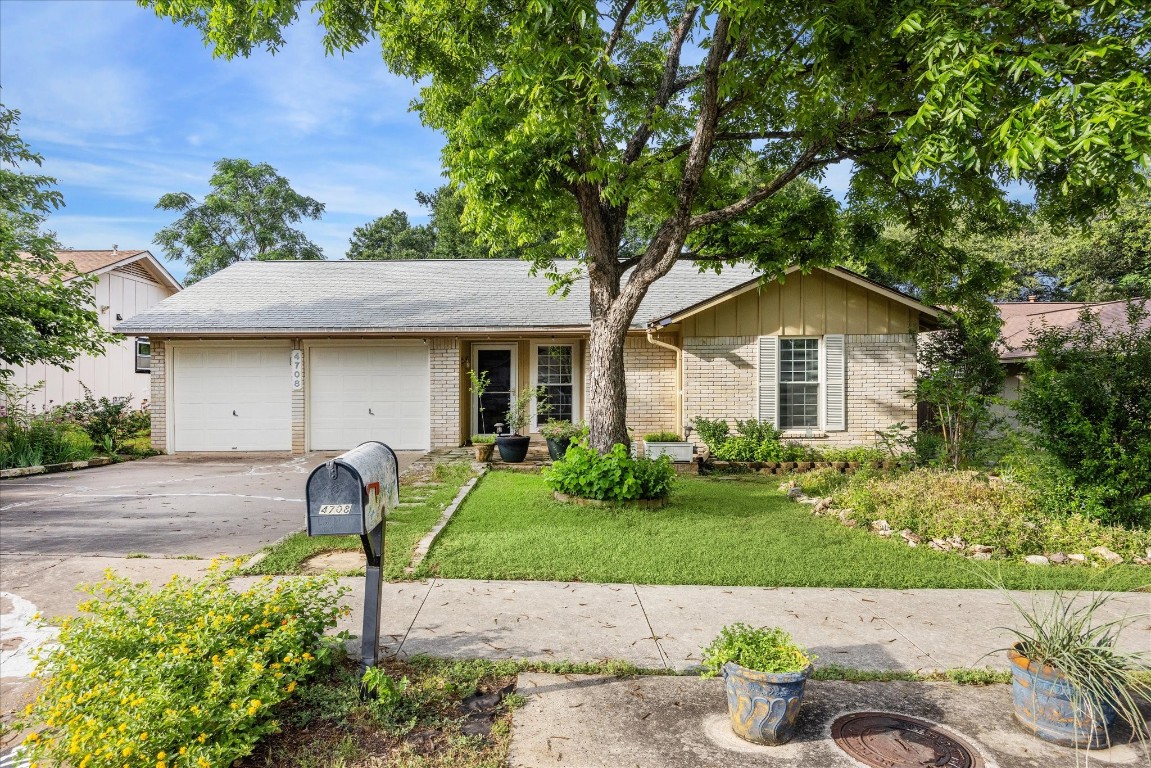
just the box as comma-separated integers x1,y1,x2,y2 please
309,344,430,451
172,344,292,452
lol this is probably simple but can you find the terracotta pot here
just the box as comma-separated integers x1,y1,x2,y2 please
473,443,495,462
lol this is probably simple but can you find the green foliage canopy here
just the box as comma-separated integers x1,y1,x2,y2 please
346,209,435,260
0,105,118,377
154,158,325,283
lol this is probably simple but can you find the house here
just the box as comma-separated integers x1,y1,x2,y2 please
8,249,181,410
995,297,1151,402
115,260,942,454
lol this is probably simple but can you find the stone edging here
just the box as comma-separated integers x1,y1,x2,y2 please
0,456,114,480
553,491,669,509
405,466,489,574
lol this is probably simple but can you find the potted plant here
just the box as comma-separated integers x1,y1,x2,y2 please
496,387,546,463
643,431,694,462
540,419,583,461
1000,590,1150,750
470,434,496,462
701,623,815,746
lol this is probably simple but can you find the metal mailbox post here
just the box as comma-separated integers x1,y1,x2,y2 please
305,441,399,679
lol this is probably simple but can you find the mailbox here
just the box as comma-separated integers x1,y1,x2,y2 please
305,441,399,684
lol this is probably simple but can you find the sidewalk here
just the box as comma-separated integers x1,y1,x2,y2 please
333,577,1150,673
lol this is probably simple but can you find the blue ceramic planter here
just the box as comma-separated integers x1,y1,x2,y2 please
722,661,812,746
1009,648,1117,748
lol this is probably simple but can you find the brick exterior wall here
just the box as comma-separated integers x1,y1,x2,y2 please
682,336,758,427
149,339,167,453
430,337,462,448
622,335,678,438
681,333,916,448
838,333,917,447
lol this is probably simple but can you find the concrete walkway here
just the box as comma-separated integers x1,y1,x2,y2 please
339,578,1150,673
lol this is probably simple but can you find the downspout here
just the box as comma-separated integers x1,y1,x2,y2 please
646,326,684,438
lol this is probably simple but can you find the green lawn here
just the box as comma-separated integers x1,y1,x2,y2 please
247,463,473,579
417,472,1150,591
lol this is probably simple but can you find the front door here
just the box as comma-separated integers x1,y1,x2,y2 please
471,344,516,435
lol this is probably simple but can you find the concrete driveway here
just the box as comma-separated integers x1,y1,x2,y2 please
0,451,423,558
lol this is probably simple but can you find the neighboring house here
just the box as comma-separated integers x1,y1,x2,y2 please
995,297,1151,403
116,260,942,454
9,249,182,411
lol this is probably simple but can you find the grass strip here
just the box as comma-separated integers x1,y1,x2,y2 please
246,463,474,578
418,473,1150,591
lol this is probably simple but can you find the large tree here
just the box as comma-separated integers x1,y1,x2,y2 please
347,209,435,260
154,157,325,283
145,0,1151,451
0,105,117,379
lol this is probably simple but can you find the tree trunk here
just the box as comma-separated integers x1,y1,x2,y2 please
586,308,633,453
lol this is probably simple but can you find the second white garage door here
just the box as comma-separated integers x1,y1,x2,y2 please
308,344,430,451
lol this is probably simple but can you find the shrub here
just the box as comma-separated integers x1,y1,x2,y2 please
17,564,349,768
541,419,585,440
0,384,96,468
733,418,781,445
713,436,758,462
700,624,814,677
545,441,674,501
691,417,729,453
644,431,683,442
1015,300,1151,523
793,467,850,498
838,469,1151,558
52,386,140,453
820,446,889,464
470,433,496,444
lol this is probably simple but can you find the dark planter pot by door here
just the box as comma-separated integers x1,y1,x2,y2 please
545,437,571,461
496,435,531,463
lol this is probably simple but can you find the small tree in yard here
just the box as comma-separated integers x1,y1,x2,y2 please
1015,302,1151,524
143,0,1151,452
915,306,1004,469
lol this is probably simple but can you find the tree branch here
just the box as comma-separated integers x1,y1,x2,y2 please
621,4,699,166
662,130,803,160
687,143,827,230
603,0,638,61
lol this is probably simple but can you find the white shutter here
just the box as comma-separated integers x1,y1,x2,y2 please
758,336,778,427
824,334,846,431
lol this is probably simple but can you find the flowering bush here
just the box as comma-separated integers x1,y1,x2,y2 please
17,563,349,768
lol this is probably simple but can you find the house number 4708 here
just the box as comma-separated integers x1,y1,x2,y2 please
291,350,303,390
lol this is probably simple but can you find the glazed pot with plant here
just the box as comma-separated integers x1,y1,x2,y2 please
701,623,815,746
470,434,496,462
540,419,583,461
496,387,546,463
999,590,1150,751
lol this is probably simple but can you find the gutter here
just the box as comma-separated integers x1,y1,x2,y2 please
645,326,684,438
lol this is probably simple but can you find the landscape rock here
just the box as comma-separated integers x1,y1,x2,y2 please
899,530,920,547
969,553,992,561
787,487,805,500
1089,546,1124,565
1068,553,1087,564
968,544,994,555
812,498,833,514
1048,552,1069,565
1133,557,1150,566
870,519,892,535
1024,555,1050,566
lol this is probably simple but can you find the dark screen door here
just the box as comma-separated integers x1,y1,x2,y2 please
475,348,512,434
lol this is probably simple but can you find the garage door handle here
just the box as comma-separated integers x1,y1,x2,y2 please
233,410,238,416
368,408,375,416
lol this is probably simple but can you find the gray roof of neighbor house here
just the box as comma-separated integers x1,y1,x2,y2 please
116,259,765,336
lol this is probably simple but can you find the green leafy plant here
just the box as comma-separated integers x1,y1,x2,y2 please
541,419,584,441
545,441,674,501
470,433,496,445
691,418,730,453
360,667,412,727
820,446,890,464
467,368,492,434
52,385,139,454
644,431,683,443
701,623,814,677
503,386,547,436
734,418,782,445
16,562,349,768
998,589,1150,753
0,382,95,468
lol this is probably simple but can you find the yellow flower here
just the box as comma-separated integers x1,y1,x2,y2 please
198,733,208,743
122,746,133,757
179,747,188,756
157,752,166,760
140,733,148,741
286,680,297,693
24,732,40,743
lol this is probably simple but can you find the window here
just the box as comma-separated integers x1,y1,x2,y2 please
535,344,574,424
779,338,819,429
135,337,151,373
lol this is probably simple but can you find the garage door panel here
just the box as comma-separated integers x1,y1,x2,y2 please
172,345,291,452
309,345,430,451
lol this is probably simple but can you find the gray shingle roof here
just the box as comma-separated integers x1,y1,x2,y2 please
116,259,762,335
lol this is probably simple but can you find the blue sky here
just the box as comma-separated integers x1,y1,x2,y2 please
1,0,448,281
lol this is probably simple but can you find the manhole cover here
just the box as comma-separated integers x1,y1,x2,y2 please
831,712,983,768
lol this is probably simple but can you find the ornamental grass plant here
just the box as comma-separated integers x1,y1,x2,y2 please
998,589,1151,754
16,562,349,768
